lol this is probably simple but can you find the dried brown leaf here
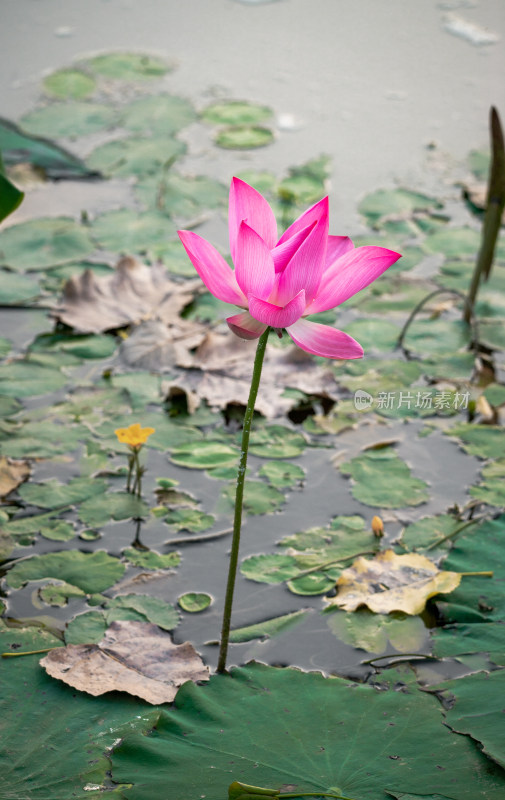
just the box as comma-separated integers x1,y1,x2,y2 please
54,256,200,333
326,550,461,615
40,620,209,704
0,456,31,498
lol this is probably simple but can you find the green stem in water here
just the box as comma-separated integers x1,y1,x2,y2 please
217,328,270,674
2,647,58,658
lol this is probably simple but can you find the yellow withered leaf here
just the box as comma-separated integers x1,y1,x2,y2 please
326,549,461,615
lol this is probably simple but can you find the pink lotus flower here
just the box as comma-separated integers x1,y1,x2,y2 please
178,178,401,359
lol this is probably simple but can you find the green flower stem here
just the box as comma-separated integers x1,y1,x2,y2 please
1,647,59,658
217,327,270,674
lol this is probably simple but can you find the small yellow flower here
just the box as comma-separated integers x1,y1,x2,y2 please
371,515,384,538
114,423,155,449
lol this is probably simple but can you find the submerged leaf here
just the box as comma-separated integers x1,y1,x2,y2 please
327,550,461,614
41,620,209,704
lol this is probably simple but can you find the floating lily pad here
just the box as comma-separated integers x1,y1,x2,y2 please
170,440,239,470
163,509,215,533
229,609,309,643
403,318,470,356
0,270,40,304
78,493,149,527
214,125,274,149
0,419,86,459
91,208,177,252
402,514,465,552
0,361,67,397
65,610,108,644
202,101,272,126
6,550,125,593
248,425,306,458
340,449,430,508
86,135,186,178
446,423,505,460
0,216,94,271
39,581,86,607
222,479,285,515
20,102,117,138
287,572,336,596
85,52,170,81
0,117,96,178
0,170,23,224
122,548,181,570
39,520,76,541
278,156,331,204
258,460,305,488
479,319,505,350
178,592,212,613
326,608,427,654
101,594,179,631
424,227,481,258
432,622,505,664
43,68,96,99
470,460,505,507
468,149,490,181
344,318,400,352
359,188,442,223
135,173,227,218
240,553,299,584
18,476,108,509
120,94,196,134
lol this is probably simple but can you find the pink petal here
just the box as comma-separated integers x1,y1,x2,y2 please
229,177,277,261
235,221,275,301
178,230,246,306
287,318,364,359
324,236,354,270
271,222,316,273
226,311,267,340
306,246,401,314
249,289,306,328
275,213,328,307
277,196,329,246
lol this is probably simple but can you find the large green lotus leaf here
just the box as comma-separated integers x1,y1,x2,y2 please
0,217,94,270
277,156,331,204
109,661,505,800
343,318,400,352
434,669,505,768
0,625,157,799
102,594,179,631
401,514,465,552
122,547,181,570
445,423,505,459
374,386,461,420
0,269,40,304
436,516,505,623
78,493,149,527
340,449,429,508
229,609,309,643
222,480,285,515
258,460,305,488
287,571,336,595
3,509,67,537
432,622,505,664
119,94,196,134
427,226,505,262
0,116,96,178
279,515,374,564
86,136,186,178
6,550,125,593
110,372,165,409
65,610,108,644
170,440,239,469
326,608,427,654
214,125,274,150
39,520,76,541
163,508,215,533
91,208,177,252
479,319,505,351
247,425,306,459
422,351,475,381
85,52,170,80
0,419,86,459
202,101,272,126
39,580,86,607
20,102,117,138
235,170,276,196
470,459,505,507
135,173,227,218
43,68,96,99
402,318,470,356
150,238,197,276
18,476,108,509
353,278,437,314
358,188,442,222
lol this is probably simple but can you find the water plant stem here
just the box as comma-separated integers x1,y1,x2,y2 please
217,328,270,674
1,647,57,658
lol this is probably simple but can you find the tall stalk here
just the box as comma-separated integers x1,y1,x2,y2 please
217,328,270,673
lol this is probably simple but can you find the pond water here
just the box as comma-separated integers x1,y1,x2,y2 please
1,0,504,681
